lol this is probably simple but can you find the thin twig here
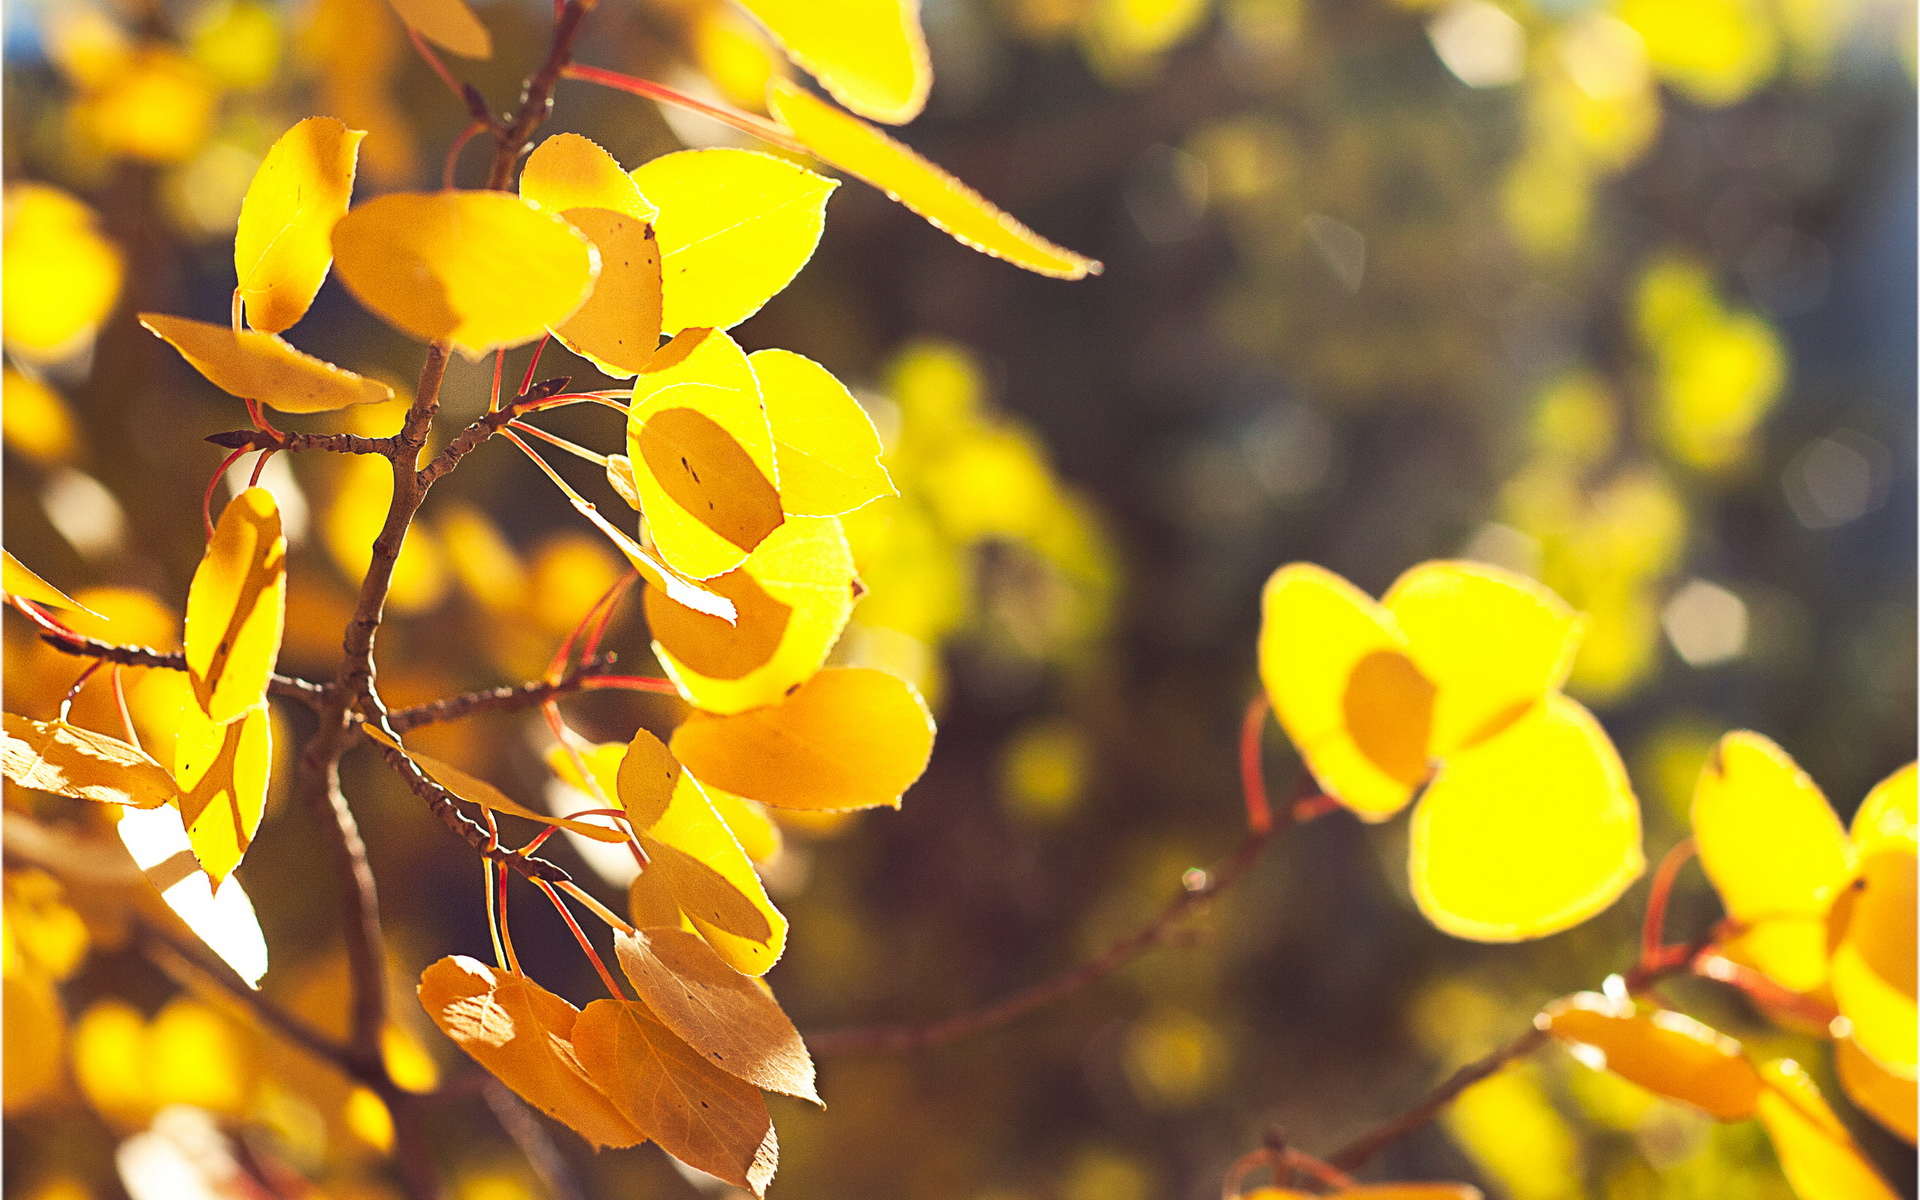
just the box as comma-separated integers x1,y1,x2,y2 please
35,627,328,706
1639,838,1696,966
1327,1026,1551,1172
206,428,392,456
482,1082,587,1200
384,654,619,732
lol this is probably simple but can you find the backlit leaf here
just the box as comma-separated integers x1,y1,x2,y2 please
669,667,934,811
573,998,778,1195
417,956,643,1148
3,549,98,615
647,515,856,715
140,313,394,413
1541,992,1761,1120
1382,560,1583,754
752,349,894,517
331,191,597,357
738,0,928,123
385,0,490,59
1754,1058,1901,1200
115,801,270,987
186,488,287,724
2,713,176,808
632,149,835,333
1851,762,1917,853
522,133,657,222
1409,693,1643,941
614,926,817,1102
1835,1035,1915,1144
172,702,271,883
1258,563,1427,820
366,726,631,844
1690,731,1852,993
234,117,364,334
542,730,679,833
630,773,787,976
704,786,783,863
768,79,1101,280
1829,844,1917,1078
627,328,783,579
551,209,663,377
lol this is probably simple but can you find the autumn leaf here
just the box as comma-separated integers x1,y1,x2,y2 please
573,997,779,1195
614,926,818,1102
543,728,679,832
669,667,935,811
646,515,857,715
385,0,490,59
366,726,631,844
522,133,658,222
737,0,929,124
768,79,1101,280
418,956,643,1149
1540,992,1761,1120
234,117,364,334
628,774,787,976
171,702,271,883
751,348,894,517
2,713,177,809
631,149,835,334
331,191,598,357
1835,1034,1916,1143
1754,1058,1901,1200
2,549,99,615
140,313,394,413
185,488,287,724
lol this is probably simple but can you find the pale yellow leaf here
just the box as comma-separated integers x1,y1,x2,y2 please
751,348,894,517
385,0,490,58
3,549,99,615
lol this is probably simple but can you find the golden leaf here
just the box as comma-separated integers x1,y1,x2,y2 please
1542,993,1762,1120
3,549,99,615
234,117,364,334
2,713,177,809
139,313,394,413
385,0,490,58
752,348,895,517
366,726,630,844
737,0,930,124
185,488,287,724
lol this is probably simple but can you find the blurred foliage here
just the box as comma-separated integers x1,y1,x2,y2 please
2,0,1914,1198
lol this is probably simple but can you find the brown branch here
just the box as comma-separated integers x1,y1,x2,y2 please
486,0,595,190
384,653,617,732
36,628,329,706
369,741,572,882
1327,1025,1551,1172
804,828,1276,1055
206,429,392,456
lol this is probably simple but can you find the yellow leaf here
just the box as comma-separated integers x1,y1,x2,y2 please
738,0,929,124
1836,1035,1916,1144
186,488,287,724
1829,844,1917,1078
1382,560,1584,754
1541,993,1761,1120
549,208,663,377
1690,731,1852,992
331,191,598,357
2,713,177,808
768,79,1101,280
172,703,271,883
1754,1058,1901,1200
521,133,657,222
613,926,818,1102
234,117,365,334
646,514,856,715
2,970,64,1115
703,785,783,863
3,549,98,615
631,149,836,333
1408,694,1643,941
627,328,784,579
4,870,90,982
139,313,394,413
572,998,778,1195
417,956,644,1149
751,349,895,517
2,370,79,463
541,730,679,832
366,726,630,844
1852,762,1917,853
669,667,934,811
631,773,787,976
1258,563,1428,820
385,0,490,58
3,184,124,361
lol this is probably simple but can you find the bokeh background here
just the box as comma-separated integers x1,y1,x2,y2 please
3,0,1915,1198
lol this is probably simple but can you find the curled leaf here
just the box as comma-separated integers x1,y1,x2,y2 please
768,79,1100,280
2,713,176,809
185,488,287,724
235,117,364,334
140,313,394,413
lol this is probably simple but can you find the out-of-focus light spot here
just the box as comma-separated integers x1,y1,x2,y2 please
1061,1148,1152,1200
116,1107,236,1200
4,184,124,364
653,68,754,149
1303,213,1365,292
1783,431,1889,529
3,368,79,463
1428,0,1527,88
1122,1011,1227,1107
164,142,261,238
1124,144,1209,244
1662,579,1748,666
40,467,126,560
1559,15,1649,99
224,451,308,545
1000,720,1090,824
1243,401,1334,500
1461,522,1543,578
188,1,281,91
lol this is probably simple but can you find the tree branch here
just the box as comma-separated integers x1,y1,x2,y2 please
206,428,392,456
36,627,328,707
1327,1026,1551,1172
384,653,618,732
368,741,572,883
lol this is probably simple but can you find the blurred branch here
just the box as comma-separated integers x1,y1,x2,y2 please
1327,1025,1551,1172
482,1081,587,1200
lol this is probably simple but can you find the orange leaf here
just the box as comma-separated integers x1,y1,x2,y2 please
385,0,489,58
2,713,177,809
1541,992,1761,1120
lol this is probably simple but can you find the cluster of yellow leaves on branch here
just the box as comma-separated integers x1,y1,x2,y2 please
6,0,1107,1191
1255,559,1912,1197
